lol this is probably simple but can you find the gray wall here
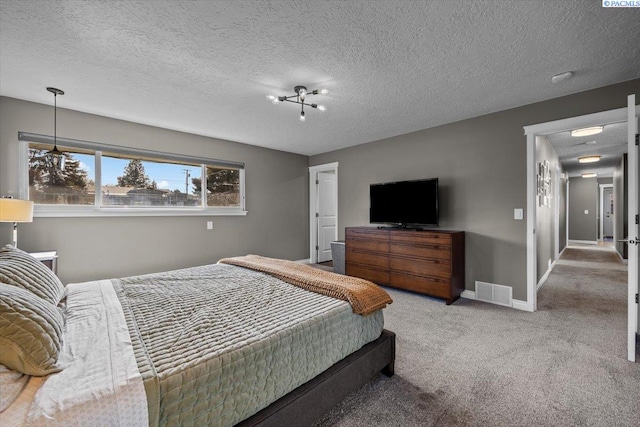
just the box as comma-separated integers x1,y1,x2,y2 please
310,79,640,302
0,97,309,284
568,177,598,242
535,136,562,283
613,155,628,259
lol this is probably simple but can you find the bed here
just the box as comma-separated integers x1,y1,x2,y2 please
0,247,394,427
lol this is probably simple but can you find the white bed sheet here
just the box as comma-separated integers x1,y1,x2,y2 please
0,279,147,426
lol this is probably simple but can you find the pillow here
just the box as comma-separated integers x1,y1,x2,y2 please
0,364,29,411
0,245,65,305
0,283,63,376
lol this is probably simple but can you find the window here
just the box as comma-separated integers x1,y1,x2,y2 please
99,152,202,208
28,143,94,205
20,132,246,217
203,166,241,208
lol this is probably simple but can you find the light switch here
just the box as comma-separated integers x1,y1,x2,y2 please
584,210,589,215
207,221,213,230
514,208,523,220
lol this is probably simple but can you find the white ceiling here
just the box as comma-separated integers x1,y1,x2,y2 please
1,0,639,156
546,122,627,178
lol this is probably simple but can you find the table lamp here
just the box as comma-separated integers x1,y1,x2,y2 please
0,198,34,248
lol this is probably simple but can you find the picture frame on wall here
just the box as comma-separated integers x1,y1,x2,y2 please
537,160,551,207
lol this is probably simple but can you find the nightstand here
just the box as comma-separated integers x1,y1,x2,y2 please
29,251,58,275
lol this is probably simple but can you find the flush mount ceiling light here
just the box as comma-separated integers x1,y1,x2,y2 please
46,87,65,170
267,86,328,121
582,173,597,178
578,155,601,163
570,126,603,137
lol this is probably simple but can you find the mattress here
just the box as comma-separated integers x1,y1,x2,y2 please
115,263,384,427
6,263,384,427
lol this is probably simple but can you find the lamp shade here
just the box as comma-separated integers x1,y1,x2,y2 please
0,199,34,223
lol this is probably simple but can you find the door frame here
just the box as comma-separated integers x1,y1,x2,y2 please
309,162,339,264
626,94,637,362
599,184,614,241
554,165,562,261
523,104,637,313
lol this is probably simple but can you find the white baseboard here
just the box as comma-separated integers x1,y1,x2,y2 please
568,239,598,245
461,290,476,299
294,258,311,264
536,259,556,292
614,250,628,264
461,290,531,312
512,299,533,312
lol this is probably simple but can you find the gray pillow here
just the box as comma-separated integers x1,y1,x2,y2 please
0,283,63,376
0,245,65,305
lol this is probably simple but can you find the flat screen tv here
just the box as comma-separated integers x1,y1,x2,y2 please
370,178,439,227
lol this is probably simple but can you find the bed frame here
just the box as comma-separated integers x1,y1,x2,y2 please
237,329,396,427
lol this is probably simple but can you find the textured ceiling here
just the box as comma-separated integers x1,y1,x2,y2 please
546,122,627,178
1,0,639,156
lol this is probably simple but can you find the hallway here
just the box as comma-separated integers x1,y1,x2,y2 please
537,243,631,358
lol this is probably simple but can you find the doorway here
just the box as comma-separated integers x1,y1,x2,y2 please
600,184,614,243
309,162,339,264
524,95,638,362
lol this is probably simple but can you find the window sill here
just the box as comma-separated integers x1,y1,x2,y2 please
33,205,248,218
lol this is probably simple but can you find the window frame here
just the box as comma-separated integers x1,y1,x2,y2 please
19,132,247,217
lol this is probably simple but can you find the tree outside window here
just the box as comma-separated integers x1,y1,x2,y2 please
192,166,240,207
28,147,92,205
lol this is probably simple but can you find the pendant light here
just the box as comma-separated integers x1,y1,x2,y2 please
46,87,65,170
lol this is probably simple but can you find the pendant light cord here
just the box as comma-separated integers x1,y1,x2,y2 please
53,92,57,149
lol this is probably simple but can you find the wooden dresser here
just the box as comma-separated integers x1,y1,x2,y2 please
345,227,465,304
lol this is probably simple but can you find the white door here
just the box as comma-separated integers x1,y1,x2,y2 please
627,94,638,363
317,171,337,263
603,187,614,238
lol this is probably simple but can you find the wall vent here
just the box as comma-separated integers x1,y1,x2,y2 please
475,281,513,307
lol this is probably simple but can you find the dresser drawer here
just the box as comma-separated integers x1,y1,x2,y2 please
346,228,389,241
348,238,389,253
389,256,450,279
390,242,449,260
389,273,451,298
390,231,452,246
346,263,389,285
346,248,389,269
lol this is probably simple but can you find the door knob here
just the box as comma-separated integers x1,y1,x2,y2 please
618,237,639,245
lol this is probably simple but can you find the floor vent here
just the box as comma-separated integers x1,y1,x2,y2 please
475,281,513,307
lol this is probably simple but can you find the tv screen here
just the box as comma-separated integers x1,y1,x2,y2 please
370,178,439,226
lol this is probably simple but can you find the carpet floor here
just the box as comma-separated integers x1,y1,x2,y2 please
314,244,640,426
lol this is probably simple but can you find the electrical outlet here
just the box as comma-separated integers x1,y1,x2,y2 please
207,221,213,230
584,210,589,215
514,209,523,220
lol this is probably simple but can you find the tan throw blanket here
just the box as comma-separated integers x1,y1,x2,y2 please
218,255,392,315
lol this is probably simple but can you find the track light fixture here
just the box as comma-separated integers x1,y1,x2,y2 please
46,87,65,170
267,86,328,121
